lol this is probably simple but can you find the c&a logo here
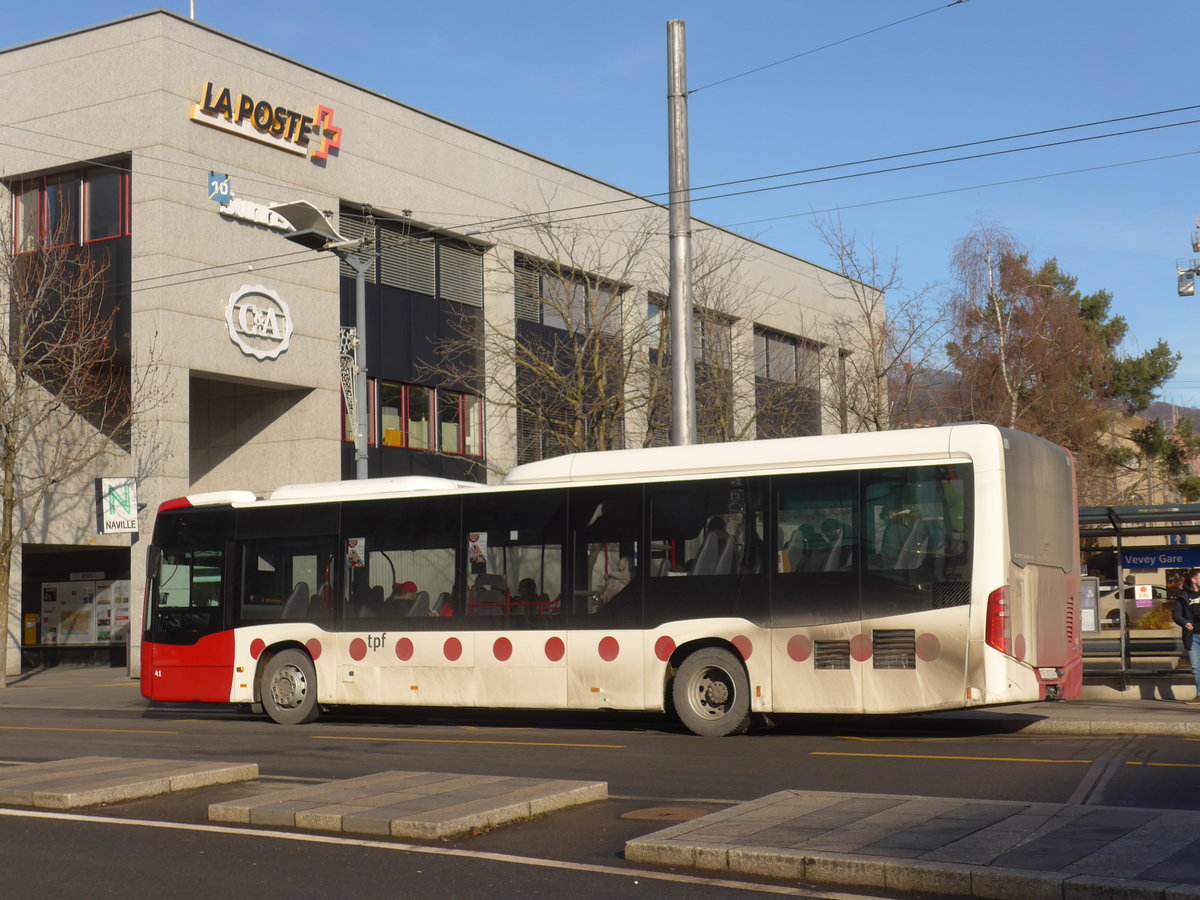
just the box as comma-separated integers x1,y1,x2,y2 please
225,285,294,361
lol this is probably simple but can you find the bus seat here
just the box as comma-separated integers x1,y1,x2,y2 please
410,590,430,616
282,582,310,618
895,518,930,569
714,536,736,574
691,528,729,576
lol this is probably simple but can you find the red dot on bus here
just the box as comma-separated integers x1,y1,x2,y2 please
444,637,463,662
545,637,565,662
654,635,675,662
916,633,941,662
493,637,512,662
787,634,811,662
732,635,753,661
395,637,413,661
250,638,265,659
1014,634,1026,661
306,639,322,661
598,636,620,661
850,634,872,662
349,638,367,661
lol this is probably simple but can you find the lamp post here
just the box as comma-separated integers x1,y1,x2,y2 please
270,201,374,480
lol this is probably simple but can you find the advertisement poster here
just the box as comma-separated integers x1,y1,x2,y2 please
41,586,59,645
57,582,96,644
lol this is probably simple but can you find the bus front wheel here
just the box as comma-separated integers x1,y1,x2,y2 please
672,647,750,737
261,649,320,725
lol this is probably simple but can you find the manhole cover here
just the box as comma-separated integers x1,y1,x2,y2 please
620,806,710,822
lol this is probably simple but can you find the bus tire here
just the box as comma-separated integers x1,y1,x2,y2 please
672,647,751,737
261,649,319,725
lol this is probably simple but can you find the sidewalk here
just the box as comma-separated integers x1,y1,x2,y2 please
626,790,1200,899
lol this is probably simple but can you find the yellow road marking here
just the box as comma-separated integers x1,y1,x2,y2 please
313,735,624,749
0,725,178,735
1127,761,1200,769
812,751,1090,764
836,734,1112,744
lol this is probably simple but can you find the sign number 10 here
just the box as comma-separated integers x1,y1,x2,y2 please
208,171,232,204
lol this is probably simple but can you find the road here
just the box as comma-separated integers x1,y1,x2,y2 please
3,699,1200,897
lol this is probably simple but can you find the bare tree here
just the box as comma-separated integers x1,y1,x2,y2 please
0,219,166,681
427,211,776,470
811,217,949,431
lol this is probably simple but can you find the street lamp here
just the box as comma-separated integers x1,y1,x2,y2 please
270,200,374,480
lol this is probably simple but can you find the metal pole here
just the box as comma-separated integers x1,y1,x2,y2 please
667,19,696,446
354,262,369,479
338,253,371,480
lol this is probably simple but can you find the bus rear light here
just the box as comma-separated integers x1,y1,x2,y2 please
157,496,192,513
985,587,1011,654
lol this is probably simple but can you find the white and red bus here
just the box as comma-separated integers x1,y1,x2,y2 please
141,423,1081,736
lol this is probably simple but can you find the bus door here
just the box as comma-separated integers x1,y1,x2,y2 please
566,485,644,709
336,496,462,706
462,489,568,709
771,471,863,714
859,465,973,712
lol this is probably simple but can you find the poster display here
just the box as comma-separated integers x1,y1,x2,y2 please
37,579,131,645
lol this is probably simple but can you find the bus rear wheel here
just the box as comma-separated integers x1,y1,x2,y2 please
261,649,319,725
672,647,750,737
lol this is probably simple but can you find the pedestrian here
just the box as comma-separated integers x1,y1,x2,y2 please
1172,568,1200,704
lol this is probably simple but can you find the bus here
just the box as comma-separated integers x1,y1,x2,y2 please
140,423,1081,736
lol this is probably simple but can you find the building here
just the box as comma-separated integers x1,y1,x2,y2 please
1,11,870,676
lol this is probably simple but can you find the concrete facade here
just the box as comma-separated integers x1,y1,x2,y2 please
0,12,866,676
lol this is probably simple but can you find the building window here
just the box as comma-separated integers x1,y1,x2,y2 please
514,257,621,334
408,385,433,450
11,162,129,252
754,326,821,439
367,381,483,457
339,210,485,308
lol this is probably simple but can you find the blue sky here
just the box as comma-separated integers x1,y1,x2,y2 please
9,1,1200,407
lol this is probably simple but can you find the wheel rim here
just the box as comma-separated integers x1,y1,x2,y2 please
270,664,308,710
687,665,735,720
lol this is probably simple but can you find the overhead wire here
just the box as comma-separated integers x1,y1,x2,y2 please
688,0,970,95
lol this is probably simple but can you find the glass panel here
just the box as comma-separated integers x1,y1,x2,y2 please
44,173,79,246
462,394,482,457
462,489,567,628
860,464,972,618
569,485,642,627
439,390,460,454
342,497,459,628
85,169,121,240
408,385,432,450
237,540,335,627
380,381,403,447
15,181,38,252
148,509,232,645
773,471,859,627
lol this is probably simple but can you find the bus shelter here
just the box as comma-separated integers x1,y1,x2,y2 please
1078,504,1200,685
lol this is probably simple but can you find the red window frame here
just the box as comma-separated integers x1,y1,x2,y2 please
11,166,130,253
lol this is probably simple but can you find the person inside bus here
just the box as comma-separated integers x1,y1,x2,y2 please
515,577,540,612
385,581,419,616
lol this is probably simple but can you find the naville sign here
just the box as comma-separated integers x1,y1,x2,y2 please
98,478,138,534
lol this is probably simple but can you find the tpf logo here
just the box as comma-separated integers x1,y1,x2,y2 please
225,285,293,360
